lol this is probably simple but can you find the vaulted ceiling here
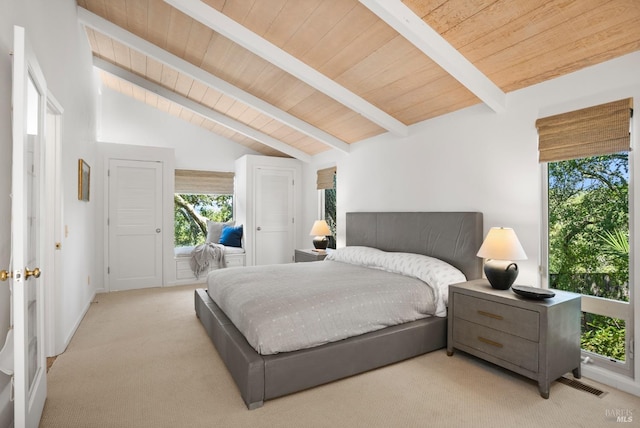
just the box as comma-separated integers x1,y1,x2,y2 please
77,0,640,162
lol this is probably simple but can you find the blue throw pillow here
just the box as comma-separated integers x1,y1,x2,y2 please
219,224,243,247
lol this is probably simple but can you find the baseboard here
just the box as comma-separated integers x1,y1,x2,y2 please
169,278,206,286
0,379,13,428
582,365,640,397
61,290,96,354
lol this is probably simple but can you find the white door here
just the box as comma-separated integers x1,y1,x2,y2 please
108,159,163,291
254,167,295,265
10,25,47,428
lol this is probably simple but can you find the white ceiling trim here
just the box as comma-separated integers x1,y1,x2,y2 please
77,7,349,154
164,0,410,137
94,57,312,163
360,0,506,114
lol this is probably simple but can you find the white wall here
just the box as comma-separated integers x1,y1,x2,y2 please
98,87,259,172
0,0,100,425
302,51,640,396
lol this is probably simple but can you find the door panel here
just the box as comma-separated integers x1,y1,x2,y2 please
254,168,294,265
108,160,163,290
11,25,47,428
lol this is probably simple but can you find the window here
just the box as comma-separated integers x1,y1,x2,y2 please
538,98,633,376
545,154,630,370
174,194,233,246
174,170,234,247
317,166,337,249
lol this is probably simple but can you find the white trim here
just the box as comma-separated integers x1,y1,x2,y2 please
43,92,64,357
77,6,351,153
582,364,640,397
164,0,408,137
61,291,95,352
359,0,506,114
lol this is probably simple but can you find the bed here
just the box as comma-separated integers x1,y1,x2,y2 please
194,212,483,409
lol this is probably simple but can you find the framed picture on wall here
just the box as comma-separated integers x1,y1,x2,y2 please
78,159,90,201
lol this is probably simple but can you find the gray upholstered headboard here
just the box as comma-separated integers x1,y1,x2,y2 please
346,212,483,280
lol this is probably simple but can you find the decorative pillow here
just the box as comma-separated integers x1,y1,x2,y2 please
206,220,235,244
219,224,243,247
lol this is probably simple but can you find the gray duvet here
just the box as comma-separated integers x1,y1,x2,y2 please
207,260,444,355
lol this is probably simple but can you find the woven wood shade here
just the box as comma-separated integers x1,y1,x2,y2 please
316,166,337,190
175,169,234,194
536,98,632,163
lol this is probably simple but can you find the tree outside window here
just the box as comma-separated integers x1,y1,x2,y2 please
174,194,233,246
548,153,629,361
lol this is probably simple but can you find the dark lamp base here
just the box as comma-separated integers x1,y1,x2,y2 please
484,260,519,290
313,236,328,250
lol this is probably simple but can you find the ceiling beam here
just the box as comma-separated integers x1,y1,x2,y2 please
77,7,349,154
164,0,409,137
360,0,506,114
94,57,312,163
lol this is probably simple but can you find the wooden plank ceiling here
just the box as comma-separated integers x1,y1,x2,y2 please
77,0,640,161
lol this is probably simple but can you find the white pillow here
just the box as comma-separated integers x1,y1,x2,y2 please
206,220,235,243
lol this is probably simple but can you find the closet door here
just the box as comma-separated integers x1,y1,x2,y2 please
108,159,163,290
254,167,294,265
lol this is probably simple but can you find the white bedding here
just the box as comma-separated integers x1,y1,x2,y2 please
207,246,466,355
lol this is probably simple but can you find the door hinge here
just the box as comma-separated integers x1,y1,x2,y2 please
292,217,294,224
107,267,110,275
10,376,14,402
107,218,109,226
630,339,634,359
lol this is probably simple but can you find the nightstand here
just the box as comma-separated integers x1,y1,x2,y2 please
295,248,330,262
447,279,581,399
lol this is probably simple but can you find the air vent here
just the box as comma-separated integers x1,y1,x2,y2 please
558,376,607,397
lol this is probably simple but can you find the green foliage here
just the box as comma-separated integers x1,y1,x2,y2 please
548,153,629,361
174,194,233,246
548,153,629,291
599,229,629,257
324,175,337,249
581,315,626,361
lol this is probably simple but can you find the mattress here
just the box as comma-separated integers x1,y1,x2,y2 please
207,246,466,355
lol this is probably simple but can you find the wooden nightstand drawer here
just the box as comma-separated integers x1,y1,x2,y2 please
453,318,538,372
453,293,539,341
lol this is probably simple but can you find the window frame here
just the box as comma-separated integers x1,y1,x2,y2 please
540,155,634,377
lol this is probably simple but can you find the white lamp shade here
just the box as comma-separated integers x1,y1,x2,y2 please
476,227,527,261
309,220,331,236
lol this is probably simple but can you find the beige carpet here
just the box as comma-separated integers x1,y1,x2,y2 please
40,284,639,428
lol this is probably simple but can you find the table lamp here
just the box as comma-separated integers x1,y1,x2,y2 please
309,220,331,250
476,227,527,290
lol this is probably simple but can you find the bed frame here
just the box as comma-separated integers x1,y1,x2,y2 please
195,212,483,409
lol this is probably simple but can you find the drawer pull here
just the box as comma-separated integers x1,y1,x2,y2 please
478,336,503,348
477,310,503,320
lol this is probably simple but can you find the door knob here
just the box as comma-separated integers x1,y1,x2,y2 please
25,267,41,279
0,270,11,282
257,227,261,231
156,228,161,233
